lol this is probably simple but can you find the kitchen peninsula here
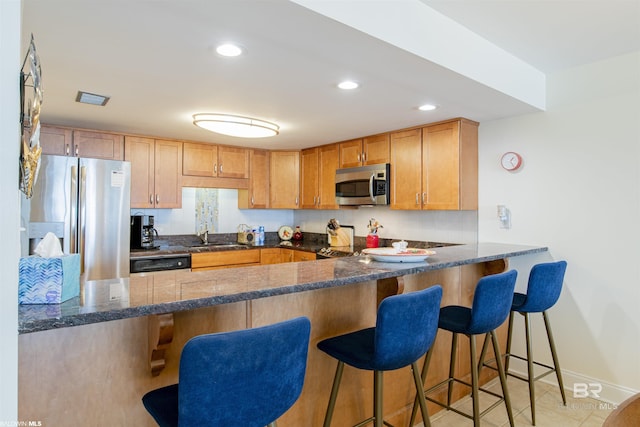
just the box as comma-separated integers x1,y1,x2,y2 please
19,242,546,426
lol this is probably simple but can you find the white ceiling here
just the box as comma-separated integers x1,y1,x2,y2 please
21,0,640,150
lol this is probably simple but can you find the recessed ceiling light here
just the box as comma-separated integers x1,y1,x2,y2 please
216,43,243,57
193,114,279,138
338,81,359,90
418,104,437,111
75,91,109,106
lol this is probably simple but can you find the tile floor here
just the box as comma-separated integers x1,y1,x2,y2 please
417,376,615,427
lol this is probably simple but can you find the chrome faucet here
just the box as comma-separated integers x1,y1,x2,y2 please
198,229,209,244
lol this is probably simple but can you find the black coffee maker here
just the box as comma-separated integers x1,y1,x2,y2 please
131,215,158,249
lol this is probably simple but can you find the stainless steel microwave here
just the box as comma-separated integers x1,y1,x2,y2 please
335,163,390,206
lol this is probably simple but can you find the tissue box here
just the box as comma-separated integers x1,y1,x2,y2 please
18,254,80,304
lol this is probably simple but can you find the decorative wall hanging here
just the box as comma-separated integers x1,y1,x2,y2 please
19,34,43,198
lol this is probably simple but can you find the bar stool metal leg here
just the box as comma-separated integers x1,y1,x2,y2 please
543,311,567,405
374,370,383,427
323,361,345,427
469,334,481,425
523,312,537,425
447,332,458,407
409,348,434,427
491,329,515,427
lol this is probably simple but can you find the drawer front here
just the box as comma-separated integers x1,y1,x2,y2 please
191,250,260,269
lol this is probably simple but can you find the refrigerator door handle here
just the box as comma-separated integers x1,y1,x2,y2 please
70,165,78,254
79,165,87,274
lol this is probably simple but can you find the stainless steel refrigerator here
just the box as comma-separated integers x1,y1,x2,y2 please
21,155,131,282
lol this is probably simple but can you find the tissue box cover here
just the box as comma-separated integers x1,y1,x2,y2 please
19,254,80,304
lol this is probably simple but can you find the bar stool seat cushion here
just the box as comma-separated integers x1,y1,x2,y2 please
511,261,567,313
318,286,442,371
439,271,518,335
142,316,311,427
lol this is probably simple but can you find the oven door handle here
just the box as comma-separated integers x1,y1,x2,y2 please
369,174,376,203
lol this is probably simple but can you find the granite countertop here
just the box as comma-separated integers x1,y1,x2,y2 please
19,242,547,334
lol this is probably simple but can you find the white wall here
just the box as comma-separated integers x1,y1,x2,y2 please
294,207,478,244
136,188,294,236
479,52,640,403
0,0,21,421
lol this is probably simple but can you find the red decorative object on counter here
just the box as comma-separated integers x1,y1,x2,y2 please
293,226,303,241
366,233,379,248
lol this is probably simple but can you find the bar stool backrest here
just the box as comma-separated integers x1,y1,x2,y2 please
373,285,443,370
518,261,567,312
178,316,311,427
467,270,518,335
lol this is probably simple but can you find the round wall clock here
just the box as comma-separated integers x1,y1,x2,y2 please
500,152,523,171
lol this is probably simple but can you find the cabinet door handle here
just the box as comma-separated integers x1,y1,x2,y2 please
75,146,79,156
295,196,299,206
149,194,154,205
362,152,366,163
156,194,160,204
317,196,320,206
214,164,217,174
357,153,361,162
66,144,70,156
422,192,426,204
251,196,254,206
415,193,419,205
219,164,223,173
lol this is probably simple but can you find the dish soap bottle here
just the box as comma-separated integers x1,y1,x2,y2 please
293,226,303,241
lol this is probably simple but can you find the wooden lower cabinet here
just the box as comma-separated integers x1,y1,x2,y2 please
292,250,316,262
191,250,261,271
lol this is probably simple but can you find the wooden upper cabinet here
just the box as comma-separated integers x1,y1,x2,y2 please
300,144,339,209
422,119,478,210
218,146,249,178
39,125,73,156
390,129,423,210
125,136,155,208
154,139,183,208
183,142,248,179
270,151,300,209
390,119,478,211
317,144,339,209
183,142,217,177
39,126,123,160
363,134,390,165
125,136,182,209
339,134,389,168
72,130,124,160
338,139,363,168
300,148,319,209
238,149,269,209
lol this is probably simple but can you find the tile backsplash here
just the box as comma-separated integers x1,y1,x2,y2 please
133,188,477,244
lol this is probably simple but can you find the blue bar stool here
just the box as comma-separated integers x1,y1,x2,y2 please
412,270,517,427
141,316,311,427
479,260,568,425
317,285,443,427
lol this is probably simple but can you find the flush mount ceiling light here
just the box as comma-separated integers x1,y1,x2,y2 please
193,114,279,138
216,43,243,57
338,80,359,90
418,103,438,111
76,91,110,106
